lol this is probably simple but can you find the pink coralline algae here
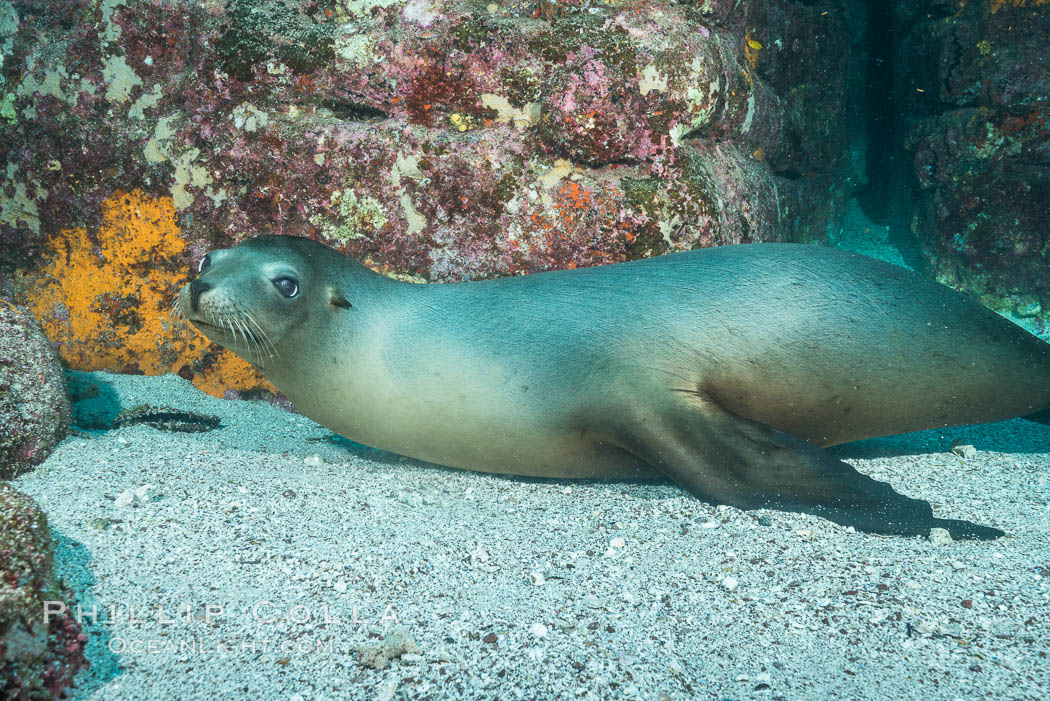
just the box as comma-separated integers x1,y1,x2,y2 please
0,0,869,386
0,483,89,700
542,53,662,165
1,0,859,284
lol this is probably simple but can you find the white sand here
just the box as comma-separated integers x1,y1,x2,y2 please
13,370,1050,700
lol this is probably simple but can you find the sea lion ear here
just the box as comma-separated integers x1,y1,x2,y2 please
330,291,352,309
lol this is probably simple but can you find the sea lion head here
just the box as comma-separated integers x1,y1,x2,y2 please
176,235,355,369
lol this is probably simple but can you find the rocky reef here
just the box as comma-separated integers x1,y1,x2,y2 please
0,0,864,392
888,0,1050,329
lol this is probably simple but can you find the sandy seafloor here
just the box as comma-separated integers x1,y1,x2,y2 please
12,368,1050,701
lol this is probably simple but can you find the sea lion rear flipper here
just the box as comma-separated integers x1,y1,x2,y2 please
624,403,1004,539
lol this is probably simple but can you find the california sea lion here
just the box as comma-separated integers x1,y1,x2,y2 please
177,236,1050,538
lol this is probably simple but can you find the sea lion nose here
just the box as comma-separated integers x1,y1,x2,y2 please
189,279,212,312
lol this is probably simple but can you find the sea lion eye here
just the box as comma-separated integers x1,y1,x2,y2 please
273,277,299,298
197,254,211,274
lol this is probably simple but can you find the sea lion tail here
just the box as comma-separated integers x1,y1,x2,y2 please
1023,408,1050,426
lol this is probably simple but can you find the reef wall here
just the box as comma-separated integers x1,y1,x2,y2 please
0,0,865,393
889,0,1050,326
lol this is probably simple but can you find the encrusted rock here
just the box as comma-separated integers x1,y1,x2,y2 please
0,483,89,699
0,301,71,478
893,1,1050,323
356,626,422,670
1,0,864,394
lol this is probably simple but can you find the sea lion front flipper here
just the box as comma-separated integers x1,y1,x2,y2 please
622,403,1004,539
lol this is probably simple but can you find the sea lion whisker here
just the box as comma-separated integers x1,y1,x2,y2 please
234,315,260,362
168,299,185,330
228,314,248,357
230,307,267,361
243,311,279,359
219,315,233,344
243,318,261,361
232,315,251,356
229,306,260,344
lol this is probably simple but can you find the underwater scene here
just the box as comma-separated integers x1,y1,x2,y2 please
1,1,1048,699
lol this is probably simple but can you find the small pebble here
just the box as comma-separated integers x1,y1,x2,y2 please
375,676,398,701
88,518,110,531
357,627,421,670
397,492,422,507
929,528,953,545
114,484,156,507
915,621,935,634
721,576,739,592
530,623,548,638
951,442,977,459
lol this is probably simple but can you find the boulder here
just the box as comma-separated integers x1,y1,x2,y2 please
0,301,70,479
0,483,88,699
